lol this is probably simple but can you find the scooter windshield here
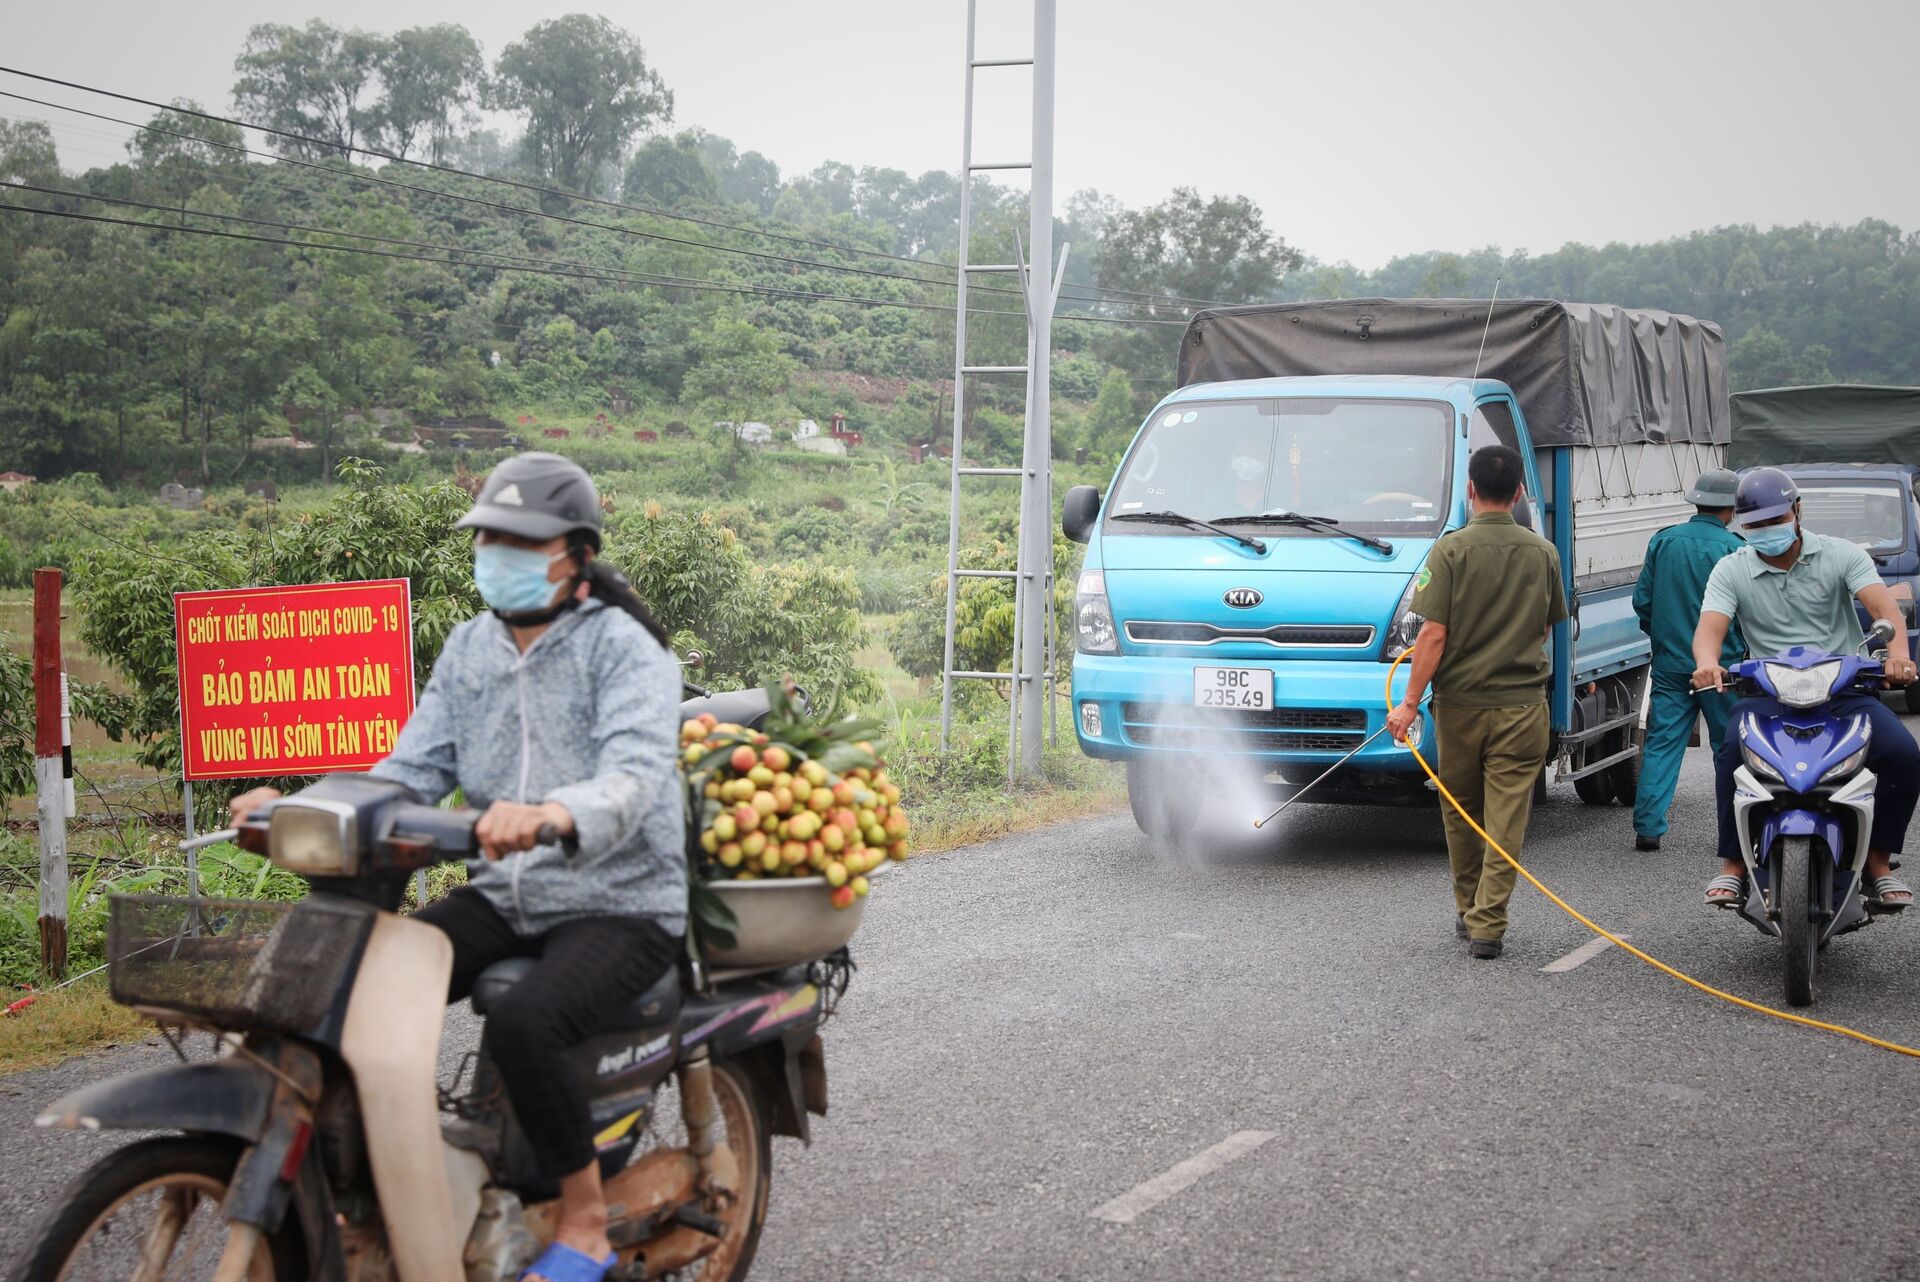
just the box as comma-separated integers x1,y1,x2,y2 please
1108,398,1453,538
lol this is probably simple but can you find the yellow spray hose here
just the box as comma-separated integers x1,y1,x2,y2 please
1384,646,1920,1059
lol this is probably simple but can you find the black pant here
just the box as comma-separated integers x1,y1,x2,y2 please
415,888,681,1180
1715,692,1920,861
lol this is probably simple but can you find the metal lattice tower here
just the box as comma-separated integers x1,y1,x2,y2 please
939,0,1064,785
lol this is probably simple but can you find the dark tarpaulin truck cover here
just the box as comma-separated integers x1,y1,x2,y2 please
1175,298,1730,449
1729,384,1920,468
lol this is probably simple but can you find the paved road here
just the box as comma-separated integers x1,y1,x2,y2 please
8,722,1920,1281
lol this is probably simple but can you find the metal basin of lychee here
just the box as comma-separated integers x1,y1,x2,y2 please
702,861,895,970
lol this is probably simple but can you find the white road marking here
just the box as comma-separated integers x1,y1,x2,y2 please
1541,934,1627,974
1090,1130,1278,1224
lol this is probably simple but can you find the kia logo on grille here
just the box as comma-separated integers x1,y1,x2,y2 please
1223,587,1263,609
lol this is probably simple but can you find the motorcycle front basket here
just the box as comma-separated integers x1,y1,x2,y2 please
107,894,374,1034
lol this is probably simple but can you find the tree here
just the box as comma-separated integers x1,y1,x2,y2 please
682,318,796,483
232,20,384,157
487,15,673,194
623,133,717,207
370,25,484,161
1096,187,1300,307
127,103,247,213
1083,367,1141,462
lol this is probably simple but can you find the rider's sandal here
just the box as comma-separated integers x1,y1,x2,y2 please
1866,875,1915,913
1704,873,1745,908
520,1242,618,1282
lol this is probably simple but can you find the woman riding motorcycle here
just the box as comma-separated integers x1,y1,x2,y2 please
230,452,684,1282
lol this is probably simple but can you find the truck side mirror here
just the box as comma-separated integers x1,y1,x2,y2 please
1062,486,1101,544
1513,489,1534,532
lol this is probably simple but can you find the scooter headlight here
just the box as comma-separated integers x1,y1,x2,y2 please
1763,659,1843,709
1820,745,1868,784
1740,742,1784,783
1075,570,1117,654
1738,713,1784,783
268,802,359,875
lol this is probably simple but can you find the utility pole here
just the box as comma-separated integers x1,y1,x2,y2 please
1015,0,1057,777
34,567,67,977
941,0,1061,782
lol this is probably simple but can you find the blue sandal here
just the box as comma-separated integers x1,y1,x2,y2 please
521,1242,618,1282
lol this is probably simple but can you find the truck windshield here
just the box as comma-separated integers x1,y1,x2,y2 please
1797,481,1908,553
1107,398,1452,537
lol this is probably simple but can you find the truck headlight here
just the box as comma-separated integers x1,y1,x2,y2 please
1076,570,1117,654
1381,573,1424,661
268,802,358,875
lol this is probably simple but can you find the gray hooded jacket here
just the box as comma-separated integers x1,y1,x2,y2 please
372,598,686,935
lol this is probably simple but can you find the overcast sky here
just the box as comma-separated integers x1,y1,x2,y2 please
7,0,1913,268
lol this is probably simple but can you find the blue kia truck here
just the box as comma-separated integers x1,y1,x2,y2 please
1730,384,1920,713
1062,298,1732,837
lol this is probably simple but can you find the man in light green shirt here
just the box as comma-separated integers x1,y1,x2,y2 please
1692,468,1919,910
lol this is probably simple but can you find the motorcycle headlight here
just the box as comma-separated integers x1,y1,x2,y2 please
1763,659,1843,709
1740,742,1784,783
268,802,359,875
1075,570,1117,654
1738,715,1784,783
1381,573,1424,662
1820,746,1868,783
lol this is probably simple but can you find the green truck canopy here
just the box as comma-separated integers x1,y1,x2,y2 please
1729,384,1920,468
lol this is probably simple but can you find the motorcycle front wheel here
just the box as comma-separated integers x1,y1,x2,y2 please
14,1136,305,1282
1778,835,1818,1007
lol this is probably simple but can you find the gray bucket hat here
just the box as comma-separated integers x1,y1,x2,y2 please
1684,468,1740,509
454,452,603,544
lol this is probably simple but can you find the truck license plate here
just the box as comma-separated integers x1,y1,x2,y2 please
1194,667,1272,710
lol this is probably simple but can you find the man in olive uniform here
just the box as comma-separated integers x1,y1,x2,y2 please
1628,469,1744,852
1387,446,1569,959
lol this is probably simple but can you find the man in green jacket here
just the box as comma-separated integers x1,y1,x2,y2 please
1629,469,1744,851
1387,446,1568,959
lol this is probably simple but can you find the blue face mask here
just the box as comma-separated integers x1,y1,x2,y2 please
473,543,566,614
1745,521,1798,557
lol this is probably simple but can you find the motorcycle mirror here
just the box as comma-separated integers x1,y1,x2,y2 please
1866,618,1896,651
680,649,705,670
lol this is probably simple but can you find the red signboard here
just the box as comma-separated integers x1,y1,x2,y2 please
174,580,417,781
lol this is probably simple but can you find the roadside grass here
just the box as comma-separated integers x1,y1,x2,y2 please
0,977,153,1074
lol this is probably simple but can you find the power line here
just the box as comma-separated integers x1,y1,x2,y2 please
0,198,1189,326
0,66,1227,312
1,88,1190,320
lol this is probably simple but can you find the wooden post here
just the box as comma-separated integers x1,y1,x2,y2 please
33,567,67,977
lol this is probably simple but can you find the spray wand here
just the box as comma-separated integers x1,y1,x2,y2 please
1252,718,1417,829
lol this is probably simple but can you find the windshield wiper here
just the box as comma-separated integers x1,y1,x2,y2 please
1219,510,1393,555
1110,510,1266,552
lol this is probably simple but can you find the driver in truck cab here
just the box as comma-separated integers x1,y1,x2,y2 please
230,452,685,1282
1694,467,1920,912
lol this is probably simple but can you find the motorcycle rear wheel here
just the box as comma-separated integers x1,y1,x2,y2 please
1779,835,1818,1008
14,1136,303,1282
632,1059,771,1281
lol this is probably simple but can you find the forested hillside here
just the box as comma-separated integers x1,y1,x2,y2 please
0,14,1916,488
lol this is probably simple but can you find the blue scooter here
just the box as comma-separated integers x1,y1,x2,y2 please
1727,619,1899,1007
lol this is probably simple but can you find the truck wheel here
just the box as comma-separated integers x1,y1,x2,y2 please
1604,735,1641,806
1572,773,1612,806
1126,760,1198,840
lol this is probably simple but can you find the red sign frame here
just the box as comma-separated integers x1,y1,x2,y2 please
174,579,418,781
